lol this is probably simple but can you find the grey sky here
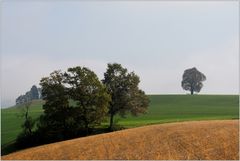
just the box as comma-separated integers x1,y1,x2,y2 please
1,1,239,108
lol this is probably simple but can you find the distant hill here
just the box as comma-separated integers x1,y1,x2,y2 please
2,120,239,160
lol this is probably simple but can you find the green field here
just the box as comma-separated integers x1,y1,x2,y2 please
1,95,239,152
117,95,239,126
1,100,43,146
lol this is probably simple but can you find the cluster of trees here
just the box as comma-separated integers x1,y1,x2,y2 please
16,65,206,149
16,63,149,148
16,85,42,105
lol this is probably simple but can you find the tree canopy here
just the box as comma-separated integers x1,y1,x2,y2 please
38,70,71,140
16,64,149,149
37,67,111,141
64,66,111,134
103,63,149,130
181,67,206,95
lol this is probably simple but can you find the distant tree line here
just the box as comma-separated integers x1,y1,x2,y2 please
16,63,149,149
16,85,42,105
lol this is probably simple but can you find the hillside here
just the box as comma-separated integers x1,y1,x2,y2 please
2,120,239,160
1,100,43,146
1,95,238,147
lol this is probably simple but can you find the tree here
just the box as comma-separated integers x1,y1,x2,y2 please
25,92,31,102
64,66,111,134
181,67,206,95
38,67,110,140
16,101,36,148
103,63,149,130
21,102,35,134
30,85,39,100
16,95,25,105
15,85,40,105
38,70,72,140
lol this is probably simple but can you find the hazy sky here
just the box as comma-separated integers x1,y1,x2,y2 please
0,1,239,108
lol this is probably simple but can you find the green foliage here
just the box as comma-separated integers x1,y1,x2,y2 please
15,102,36,149
20,102,35,134
36,67,111,142
128,90,149,116
38,70,73,140
64,66,111,133
103,63,149,130
182,67,206,95
1,100,43,146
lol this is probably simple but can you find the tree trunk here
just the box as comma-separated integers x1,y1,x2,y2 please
191,88,194,95
109,113,114,131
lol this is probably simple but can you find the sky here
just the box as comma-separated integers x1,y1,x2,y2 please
0,1,239,108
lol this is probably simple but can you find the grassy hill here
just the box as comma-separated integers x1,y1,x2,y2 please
1,100,43,146
115,95,238,126
2,120,239,160
1,95,239,154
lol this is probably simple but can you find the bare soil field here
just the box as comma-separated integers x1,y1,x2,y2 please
2,120,239,160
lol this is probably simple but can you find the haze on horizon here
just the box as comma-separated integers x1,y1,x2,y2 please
0,1,239,108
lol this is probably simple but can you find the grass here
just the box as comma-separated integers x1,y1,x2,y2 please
1,100,43,146
2,120,239,160
1,95,239,154
116,95,239,127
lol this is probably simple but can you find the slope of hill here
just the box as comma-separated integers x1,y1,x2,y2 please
1,100,43,146
1,95,238,149
2,120,239,160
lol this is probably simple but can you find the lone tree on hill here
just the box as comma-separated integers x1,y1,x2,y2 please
181,67,206,95
103,63,149,130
